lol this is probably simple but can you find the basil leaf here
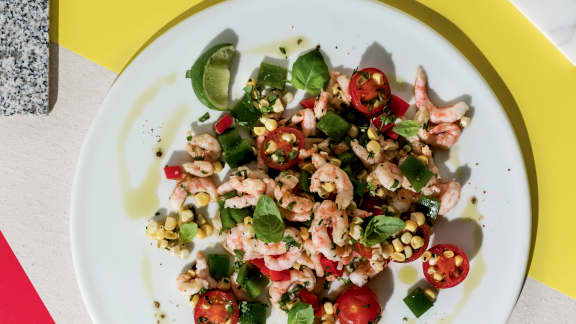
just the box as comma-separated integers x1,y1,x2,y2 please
179,223,198,243
361,215,405,246
291,49,330,95
288,302,314,324
393,120,420,138
253,195,285,243
399,155,434,192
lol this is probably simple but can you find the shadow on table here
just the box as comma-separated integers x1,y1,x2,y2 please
120,0,539,287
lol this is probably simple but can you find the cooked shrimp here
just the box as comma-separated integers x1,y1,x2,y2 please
311,152,329,169
310,163,354,209
390,188,418,213
182,161,213,177
414,67,469,123
169,177,217,211
330,71,352,103
314,91,330,119
350,138,384,166
350,208,373,218
368,161,404,192
281,208,313,222
311,200,349,258
273,172,314,215
269,268,316,304
301,239,324,277
264,228,303,271
187,134,221,161
256,135,268,170
349,261,379,287
176,252,217,295
218,168,267,208
224,223,287,260
290,109,316,137
331,142,350,155
437,180,461,215
425,123,462,149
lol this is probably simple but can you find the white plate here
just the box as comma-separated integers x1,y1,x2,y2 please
70,0,531,323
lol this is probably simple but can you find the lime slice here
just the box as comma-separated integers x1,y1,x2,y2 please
187,43,236,110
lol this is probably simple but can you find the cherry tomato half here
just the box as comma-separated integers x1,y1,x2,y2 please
335,286,382,324
349,68,391,117
300,97,316,109
194,290,239,324
394,224,431,263
250,258,291,281
259,126,304,170
422,244,470,289
298,288,323,317
320,255,343,278
361,195,387,216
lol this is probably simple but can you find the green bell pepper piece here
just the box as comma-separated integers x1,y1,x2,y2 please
317,111,351,141
403,287,434,318
207,254,230,280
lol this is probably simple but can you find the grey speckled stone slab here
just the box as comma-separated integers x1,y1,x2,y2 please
0,0,49,115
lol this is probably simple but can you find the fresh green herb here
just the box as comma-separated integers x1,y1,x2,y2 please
207,254,230,280
367,151,375,159
299,170,311,193
186,135,192,141
232,91,262,127
287,302,314,324
234,249,245,261
393,120,420,138
179,223,198,243
252,195,285,243
274,150,286,164
243,84,254,94
288,149,298,160
267,94,278,104
392,179,400,189
361,215,405,246
399,155,434,192
279,47,287,55
291,48,330,95
286,201,297,211
226,304,234,314
378,114,396,128
257,62,288,89
197,316,208,323
198,112,210,122
403,287,434,318
367,182,376,193
282,235,301,249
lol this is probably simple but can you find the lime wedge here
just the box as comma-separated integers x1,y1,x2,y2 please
187,43,236,110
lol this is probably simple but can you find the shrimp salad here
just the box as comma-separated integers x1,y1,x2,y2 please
146,45,471,324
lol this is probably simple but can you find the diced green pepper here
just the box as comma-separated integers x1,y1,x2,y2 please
399,155,434,192
237,263,269,298
299,170,311,192
223,139,256,168
217,128,242,152
403,287,434,318
207,254,230,280
417,195,441,222
231,92,262,127
218,200,252,230
239,301,268,324
317,111,351,141
257,62,287,89
352,178,367,198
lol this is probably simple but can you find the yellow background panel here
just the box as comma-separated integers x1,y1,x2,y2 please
50,0,576,298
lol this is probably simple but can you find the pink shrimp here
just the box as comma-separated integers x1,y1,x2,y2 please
290,109,316,137
367,161,404,192
218,167,267,209
425,123,462,149
350,138,384,166
350,208,373,218
300,239,324,277
414,67,469,123
311,201,349,260
186,134,221,161
176,251,217,295
390,188,418,213
330,71,352,103
224,224,287,260
311,152,329,169
169,177,217,211
256,135,268,170
264,228,303,271
273,172,314,216
314,91,330,119
269,268,316,304
349,261,380,287
437,180,461,215
310,163,354,210
182,161,213,177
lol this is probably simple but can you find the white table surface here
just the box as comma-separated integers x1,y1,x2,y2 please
0,44,575,324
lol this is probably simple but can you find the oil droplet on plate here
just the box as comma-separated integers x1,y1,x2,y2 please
248,35,310,57
141,253,153,297
398,266,418,285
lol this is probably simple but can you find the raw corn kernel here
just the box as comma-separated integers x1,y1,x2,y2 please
366,140,381,154
367,127,379,140
179,209,195,223
253,126,266,136
201,224,214,237
194,192,211,207
265,140,278,154
410,212,426,226
212,161,223,174
348,125,359,138
164,216,177,231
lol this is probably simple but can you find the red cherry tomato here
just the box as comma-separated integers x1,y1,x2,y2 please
259,126,304,170
194,290,239,324
349,68,391,117
361,195,387,215
335,286,382,324
214,114,234,134
354,242,373,259
371,95,410,136
422,244,470,289
163,165,183,180
250,259,291,281
300,97,316,109
298,288,323,317
393,224,431,263
320,255,343,277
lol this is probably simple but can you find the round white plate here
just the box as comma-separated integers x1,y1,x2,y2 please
71,0,531,323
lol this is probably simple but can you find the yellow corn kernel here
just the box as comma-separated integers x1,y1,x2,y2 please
351,216,363,225
272,99,285,113
410,235,425,250
265,140,278,154
157,239,169,249
217,278,231,290
376,187,386,197
164,230,179,240
149,227,165,240
195,228,206,239
433,272,444,281
429,255,438,266
300,227,310,240
244,216,253,225
282,92,294,104
404,219,418,233
187,269,197,277
323,302,334,315
246,78,256,88
146,221,160,235
180,247,190,259
366,140,381,154
367,127,379,140
422,251,432,262
349,224,362,240
400,232,413,245
292,262,301,270
190,294,200,306
460,116,471,128
263,118,278,131
391,252,406,262
404,245,413,259
302,163,316,173
427,266,437,275
196,213,207,226
424,288,437,301
392,238,404,252
253,126,267,136
164,216,177,231
281,132,297,143
417,155,428,165
410,212,426,226
381,242,394,259
201,224,214,237
179,209,195,223
322,182,336,193
329,158,341,167
212,161,223,174
259,98,270,108
372,73,383,85
443,250,455,259
194,192,211,207
348,125,359,138
454,255,464,267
